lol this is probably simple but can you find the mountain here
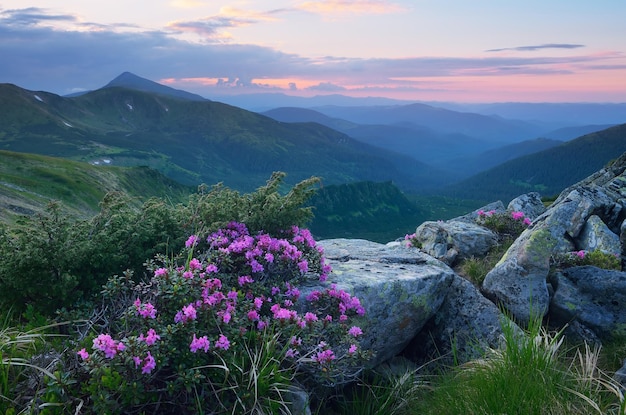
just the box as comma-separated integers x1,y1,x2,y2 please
103,72,207,101
540,124,617,141
262,107,357,131
310,103,547,144
0,81,451,193
441,124,626,203
437,137,564,178
0,150,192,223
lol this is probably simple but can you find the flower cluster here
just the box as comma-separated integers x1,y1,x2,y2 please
77,222,367,412
476,209,531,238
551,249,621,271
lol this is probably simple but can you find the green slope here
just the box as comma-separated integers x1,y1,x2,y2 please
441,124,626,203
0,83,447,193
0,150,193,223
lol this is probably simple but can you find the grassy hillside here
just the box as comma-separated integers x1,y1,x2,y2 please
0,150,193,223
0,83,447,193
441,124,626,203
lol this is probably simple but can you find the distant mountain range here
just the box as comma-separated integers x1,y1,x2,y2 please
1,72,626,241
0,78,451,193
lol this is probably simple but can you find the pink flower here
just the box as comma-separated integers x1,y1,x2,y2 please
247,309,260,321
348,344,358,354
477,209,485,217
523,217,532,226
77,348,89,360
348,326,363,337
139,328,161,346
142,352,156,374
185,235,198,248
511,211,525,221
135,299,157,319
189,258,202,271
238,275,254,286
93,334,124,359
313,349,335,364
297,260,309,274
205,264,219,274
576,250,586,259
215,334,230,350
286,348,298,358
304,312,318,324
183,271,194,279
190,334,210,353
154,268,167,277
133,356,142,368
253,296,264,310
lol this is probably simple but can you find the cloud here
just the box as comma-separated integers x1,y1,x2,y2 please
307,82,347,91
486,43,585,52
0,7,622,100
297,0,405,15
166,6,282,41
0,7,76,25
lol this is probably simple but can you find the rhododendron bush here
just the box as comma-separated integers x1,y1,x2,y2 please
75,222,367,414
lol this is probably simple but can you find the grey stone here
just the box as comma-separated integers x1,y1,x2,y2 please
576,215,621,255
301,238,455,368
507,192,546,220
414,220,498,265
550,266,626,340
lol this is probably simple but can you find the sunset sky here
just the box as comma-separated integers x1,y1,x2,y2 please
1,0,625,102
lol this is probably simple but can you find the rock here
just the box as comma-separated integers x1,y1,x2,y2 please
483,153,626,324
614,359,626,391
550,266,626,340
455,200,506,223
576,215,621,255
413,220,498,265
507,192,546,220
406,274,516,366
300,239,455,368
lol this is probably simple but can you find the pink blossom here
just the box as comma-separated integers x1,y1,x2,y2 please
189,258,202,271
227,290,238,302
576,250,586,259
297,260,309,274
142,352,156,374
215,334,230,350
135,299,157,319
264,252,274,263
190,334,210,353
185,234,199,248
238,275,254,286
286,348,298,358
77,348,89,360
313,349,335,364
154,268,168,277
250,260,264,273
523,217,532,226
247,309,260,321
205,264,219,274
290,336,302,346
139,328,161,346
511,211,525,221
304,312,318,324
348,344,358,354
183,271,194,279
348,326,363,337
93,334,124,359
133,356,142,368
253,296,264,310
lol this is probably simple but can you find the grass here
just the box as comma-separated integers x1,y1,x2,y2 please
2,300,626,414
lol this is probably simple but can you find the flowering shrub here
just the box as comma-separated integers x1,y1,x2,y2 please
476,209,531,239
75,222,367,414
551,249,621,271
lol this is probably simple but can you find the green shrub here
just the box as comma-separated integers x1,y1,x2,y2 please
552,249,621,271
0,173,320,317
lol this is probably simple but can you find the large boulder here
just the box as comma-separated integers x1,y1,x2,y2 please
406,274,516,366
507,192,546,221
299,238,455,368
550,266,626,340
483,153,626,324
413,220,498,265
576,215,621,255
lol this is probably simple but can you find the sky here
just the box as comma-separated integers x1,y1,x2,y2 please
1,0,626,103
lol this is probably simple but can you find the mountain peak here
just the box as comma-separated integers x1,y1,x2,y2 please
103,72,207,101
